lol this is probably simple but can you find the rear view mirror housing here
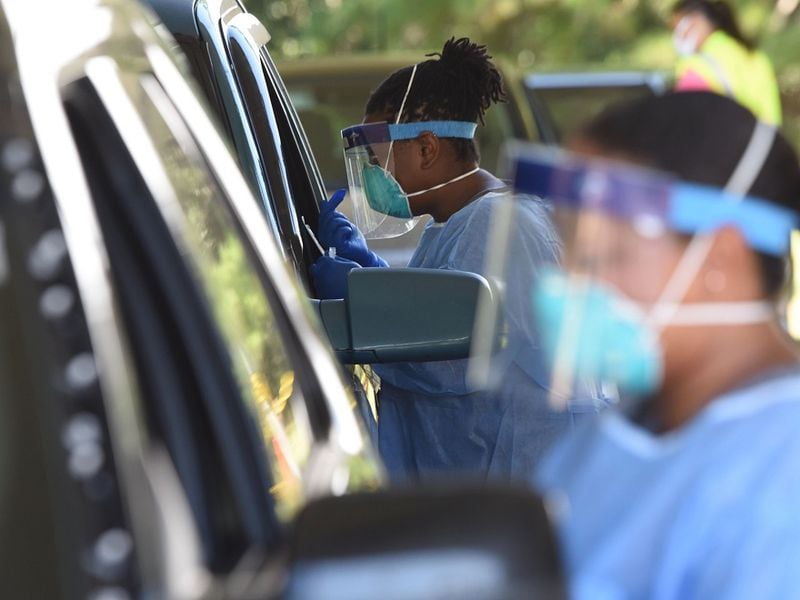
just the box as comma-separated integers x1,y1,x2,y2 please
283,485,567,600
312,268,493,364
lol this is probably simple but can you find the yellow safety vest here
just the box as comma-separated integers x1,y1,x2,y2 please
676,31,782,126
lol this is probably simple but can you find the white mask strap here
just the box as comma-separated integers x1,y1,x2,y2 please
724,121,778,197
406,166,481,198
384,63,418,171
652,301,774,327
647,121,778,330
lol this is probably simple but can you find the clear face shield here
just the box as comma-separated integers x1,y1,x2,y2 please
341,120,421,239
341,120,479,239
469,125,796,412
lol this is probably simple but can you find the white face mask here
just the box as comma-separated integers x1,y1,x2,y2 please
673,15,700,56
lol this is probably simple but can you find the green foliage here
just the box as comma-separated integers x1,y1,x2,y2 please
248,0,800,144
249,0,798,70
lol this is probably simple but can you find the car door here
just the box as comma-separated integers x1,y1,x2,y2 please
4,0,383,593
65,24,382,513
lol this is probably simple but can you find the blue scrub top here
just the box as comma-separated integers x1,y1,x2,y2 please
536,368,800,600
374,191,604,482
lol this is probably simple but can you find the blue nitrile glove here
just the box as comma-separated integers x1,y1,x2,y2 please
318,189,388,268
311,255,362,300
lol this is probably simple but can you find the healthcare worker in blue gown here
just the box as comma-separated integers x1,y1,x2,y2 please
519,92,800,598
311,37,603,482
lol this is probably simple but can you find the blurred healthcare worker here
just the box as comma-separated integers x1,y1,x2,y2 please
515,92,800,598
311,38,602,482
671,0,781,125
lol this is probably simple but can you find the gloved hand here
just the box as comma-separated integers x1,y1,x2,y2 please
311,255,361,300
318,189,388,268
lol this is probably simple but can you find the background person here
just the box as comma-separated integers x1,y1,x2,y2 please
312,38,599,482
670,0,782,125
528,92,800,598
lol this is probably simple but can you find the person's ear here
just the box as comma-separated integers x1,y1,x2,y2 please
415,132,440,170
705,226,762,299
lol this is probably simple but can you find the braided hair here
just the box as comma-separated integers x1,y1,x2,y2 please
365,37,507,163
672,0,755,51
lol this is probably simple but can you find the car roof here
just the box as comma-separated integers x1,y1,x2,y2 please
525,70,668,91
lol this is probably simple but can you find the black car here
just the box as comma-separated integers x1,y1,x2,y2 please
0,0,565,597
524,70,669,143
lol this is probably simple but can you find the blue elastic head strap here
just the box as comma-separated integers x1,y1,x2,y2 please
388,121,477,141
342,120,476,150
669,184,797,257
511,145,798,257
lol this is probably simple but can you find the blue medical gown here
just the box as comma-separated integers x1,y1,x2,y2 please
375,191,602,482
536,368,800,600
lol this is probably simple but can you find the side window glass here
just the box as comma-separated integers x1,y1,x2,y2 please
257,46,326,229
137,75,315,520
226,38,306,273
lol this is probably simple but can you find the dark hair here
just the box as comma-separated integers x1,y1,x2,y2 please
577,92,800,298
672,0,755,51
365,37,507,164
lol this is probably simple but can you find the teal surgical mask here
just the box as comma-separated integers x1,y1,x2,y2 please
532,268,663,397
362,161,480,219
362,162,412,218
532,267,775,399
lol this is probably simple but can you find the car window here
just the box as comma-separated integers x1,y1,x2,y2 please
139,76,317,520
526,85,655,143
173,26,286,254
222,15,326,281
226,33,306,275
83,64,317,522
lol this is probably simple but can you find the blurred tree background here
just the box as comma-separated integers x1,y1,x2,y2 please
247,0,800,140
246,0,798,72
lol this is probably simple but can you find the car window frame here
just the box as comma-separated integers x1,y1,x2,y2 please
190,0,286,257
72,59,287,552
145,40,380,495
219,10,329,280
222,14,308,277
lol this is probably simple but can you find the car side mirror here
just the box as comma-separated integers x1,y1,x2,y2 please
311,268,494,364
281,484,567,600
